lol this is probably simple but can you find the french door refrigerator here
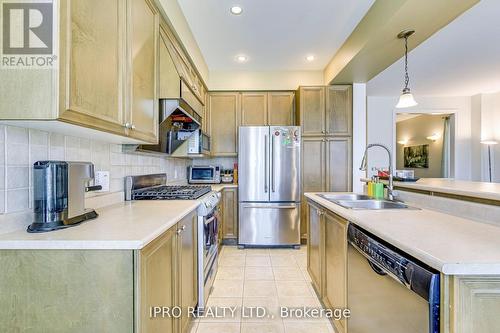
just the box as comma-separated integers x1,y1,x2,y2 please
238,126,301,247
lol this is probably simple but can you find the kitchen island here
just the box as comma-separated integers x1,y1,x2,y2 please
305,192,500,333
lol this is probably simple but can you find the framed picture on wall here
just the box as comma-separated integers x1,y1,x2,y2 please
404,144,429,168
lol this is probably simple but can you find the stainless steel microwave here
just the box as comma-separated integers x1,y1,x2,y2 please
187,129,210,155
188,165,221,184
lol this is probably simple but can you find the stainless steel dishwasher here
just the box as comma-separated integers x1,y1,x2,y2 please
347,224,440,333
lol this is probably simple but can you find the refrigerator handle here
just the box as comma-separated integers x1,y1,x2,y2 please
264,135,268,193
271,134,275,192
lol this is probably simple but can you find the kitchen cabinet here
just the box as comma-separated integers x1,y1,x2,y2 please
240,93,268,126
327,137,352,192
268,91,295,126
326,85,352,136
138,209,197,333
128,0,159,143
323,211,348,333
297,85,352,137
297,86,326,136
298,85,352,240
307,203,324,295
0,210,198,333
209,92,240,156
139,225,177,333
301,137,326,238
159,26,181,100
221,187,238,241
58,0,127,137
177,210,198,333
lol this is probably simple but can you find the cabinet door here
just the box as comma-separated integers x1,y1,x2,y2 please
177,211,198,333
209,93,240,156
299,87,325,136
301,137,326,237
59,0,127,136
222,188,238,240
159,27,180,99
128,0,159,143
268,92,295,126
326,85,352,136
240,93,268,126
307,203,323,296
326,137,352,192
324,212,348,333
139,227,176,333
452,277,500,333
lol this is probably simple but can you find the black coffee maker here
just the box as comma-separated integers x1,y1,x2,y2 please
27,161,102,233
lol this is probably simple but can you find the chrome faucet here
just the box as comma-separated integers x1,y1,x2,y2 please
359,143,395,200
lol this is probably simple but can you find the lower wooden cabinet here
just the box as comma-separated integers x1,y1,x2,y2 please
138,209,198,333
323,211,348,333
307,201,348,333
307,202,324,295
221,187,238,242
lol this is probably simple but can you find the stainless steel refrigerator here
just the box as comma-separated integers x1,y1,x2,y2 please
238,126,301,247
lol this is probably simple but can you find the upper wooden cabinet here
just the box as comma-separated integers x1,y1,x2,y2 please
1,0,161,144
297,85,352,137
326,85,352,136
268,92,295,126
209,92,240,156
240,92,295,126
128,0,159,143
297,87,326,136
240,93,268,126
58,0,126,136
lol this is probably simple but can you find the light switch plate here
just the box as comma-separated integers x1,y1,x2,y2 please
95,171,110,192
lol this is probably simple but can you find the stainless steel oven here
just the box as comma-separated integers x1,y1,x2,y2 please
197,192,221,312
347,224,440,333
188,165,221,184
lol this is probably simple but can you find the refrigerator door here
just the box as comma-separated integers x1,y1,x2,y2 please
238,203,300,246
269,126,301,202
239,126,270,202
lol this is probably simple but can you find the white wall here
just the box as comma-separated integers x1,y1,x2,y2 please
352,83,367,193
208,71,324,91
0,125,189,215
366,95,472,182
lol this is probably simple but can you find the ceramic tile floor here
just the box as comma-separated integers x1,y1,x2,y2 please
189,246,335,333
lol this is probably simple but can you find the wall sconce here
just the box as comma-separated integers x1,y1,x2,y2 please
426,133,441,142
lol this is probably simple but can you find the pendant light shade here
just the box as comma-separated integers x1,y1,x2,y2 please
396,30,417,108
396,88,418,108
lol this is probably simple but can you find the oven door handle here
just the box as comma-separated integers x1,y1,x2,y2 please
204,216,216,225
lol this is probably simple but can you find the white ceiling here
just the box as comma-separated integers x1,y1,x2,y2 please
367,0,500,97
177,0,374,71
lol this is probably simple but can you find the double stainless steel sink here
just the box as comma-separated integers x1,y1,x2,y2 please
318,193,412,210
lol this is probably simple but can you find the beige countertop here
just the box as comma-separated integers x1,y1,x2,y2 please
305,192,500,275
391,178,500,201
0,200,201,250
0,184,238,250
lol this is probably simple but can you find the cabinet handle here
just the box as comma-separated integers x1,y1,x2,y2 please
181,225,186,231
130,124,136,130
123,122,131,129
321,130,325,134
177,229,182,235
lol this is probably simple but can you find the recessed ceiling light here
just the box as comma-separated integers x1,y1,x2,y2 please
306,55,315,62
235,55,248,63
230,6,243,15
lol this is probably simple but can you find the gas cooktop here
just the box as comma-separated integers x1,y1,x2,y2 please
131,185,212,200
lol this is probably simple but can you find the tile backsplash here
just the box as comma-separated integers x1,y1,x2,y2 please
0,125,190,214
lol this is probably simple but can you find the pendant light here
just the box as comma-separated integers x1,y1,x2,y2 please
396,30,418,108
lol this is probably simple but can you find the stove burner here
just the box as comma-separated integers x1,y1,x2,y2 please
132,185,211,200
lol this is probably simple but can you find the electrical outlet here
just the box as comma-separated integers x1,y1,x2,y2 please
95,171,110,192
